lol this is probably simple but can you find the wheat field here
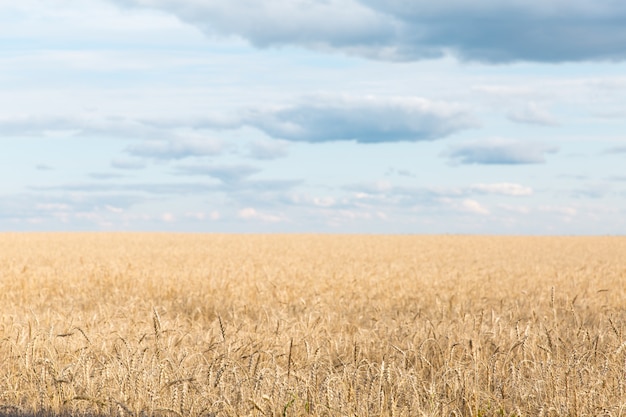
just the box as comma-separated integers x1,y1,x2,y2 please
0,233,625,416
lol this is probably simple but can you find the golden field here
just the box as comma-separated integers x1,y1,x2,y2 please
0,233,625,417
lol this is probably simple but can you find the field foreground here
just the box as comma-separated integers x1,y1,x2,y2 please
1,234,626,416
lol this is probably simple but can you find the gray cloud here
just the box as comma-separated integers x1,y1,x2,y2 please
111,157,146,170
126,137,225,159
226,179,303,194
603,146,626,154
174,164,262,183
364,0,626,62
558,173,589,180
36,164,54,171
385,168,416,178
30,182,219,196
246,139,289,160
570,184,611,199
89,172,128,180
443,139,558,165
110,0,626,63
245,96,475,143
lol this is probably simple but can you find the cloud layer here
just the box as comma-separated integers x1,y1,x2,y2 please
1,95,474,147
111,0,626,63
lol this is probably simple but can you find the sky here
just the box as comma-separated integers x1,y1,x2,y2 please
2,0,626,234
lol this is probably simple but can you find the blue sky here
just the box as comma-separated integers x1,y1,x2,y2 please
2,0,626,234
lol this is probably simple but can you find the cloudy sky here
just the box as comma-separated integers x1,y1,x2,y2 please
2,0,626,234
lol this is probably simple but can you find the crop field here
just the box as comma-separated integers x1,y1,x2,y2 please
0,234,625,416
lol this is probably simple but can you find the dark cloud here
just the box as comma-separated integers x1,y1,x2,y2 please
364,0,626,62
443,139,558,165
174,164,262,183
245,96,475,143
111,0,626,63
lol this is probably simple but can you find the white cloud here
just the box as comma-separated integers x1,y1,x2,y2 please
313,197,336,208
106,205,124,213
507,102,559,126
470,183,533,196
185,212,205,220
498,204,530,214
36,203,72,212
344,181,534,211
184,211,220,220
460,199,490,215
539,205,577,217
0,114,158,139
0,0,201,47
161,212,175,222
238,207,286,223
337,210,375,220
238,208,257,219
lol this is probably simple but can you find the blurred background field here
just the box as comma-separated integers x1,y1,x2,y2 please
0,234,625,416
